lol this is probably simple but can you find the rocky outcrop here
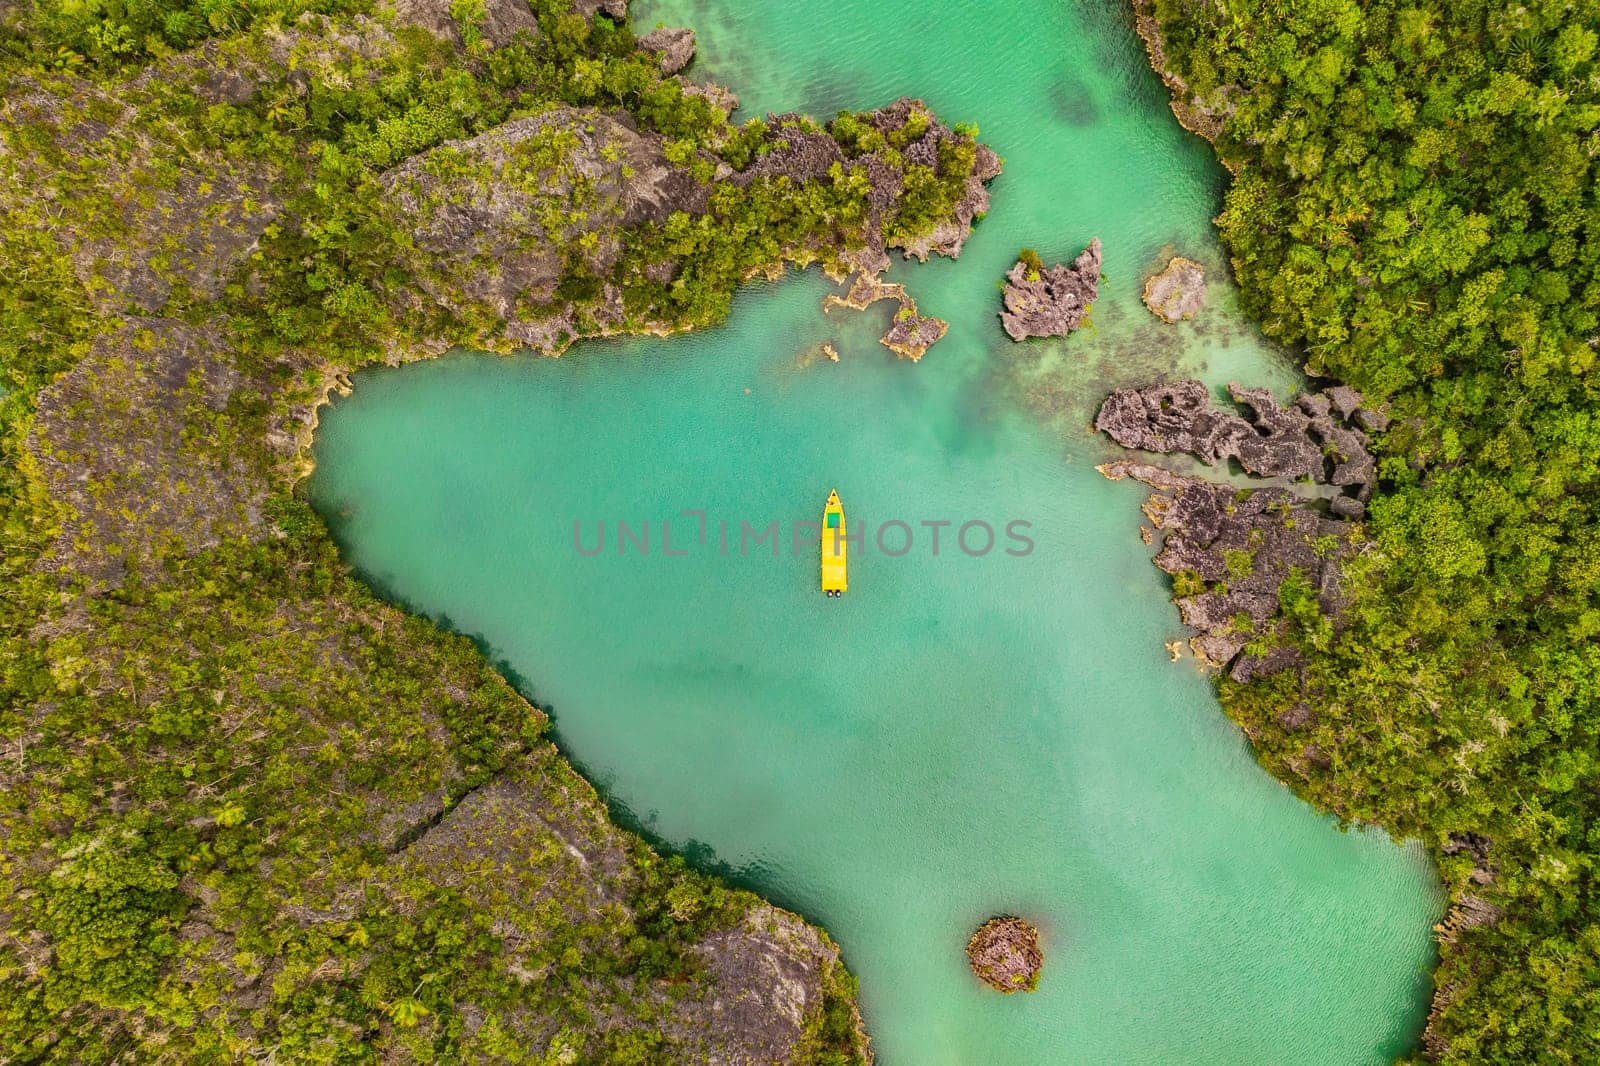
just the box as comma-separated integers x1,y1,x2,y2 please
735,113,846,187
390,0,539,48
689,907,866,1064
966,917,1043,993
379,107,710,349
882,308,948,360
1000,239,1102,340
1095,379,1388,678
377,757,863,1063
571,0,627,18
824,274,947,361
1099,461,1355,680
1143,256,1206,322
377,96,998,357
872,99,1001,263
639,26,695,74
684,80,739,115
902,138,1000,261
1096,379,1382,504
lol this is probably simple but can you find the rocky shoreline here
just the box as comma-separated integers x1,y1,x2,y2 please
1094,379,1384,680
1130,0,1233,149
1097,380,1382,512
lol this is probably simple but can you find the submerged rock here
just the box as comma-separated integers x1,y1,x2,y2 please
638,26,695,74
823,274,946,361
967,916,1044,993
1143,255,1206,322
1000,239,1102,340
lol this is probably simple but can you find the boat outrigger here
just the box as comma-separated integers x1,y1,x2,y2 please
822,489,847,597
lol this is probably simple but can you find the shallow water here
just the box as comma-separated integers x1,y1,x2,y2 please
306,2,1442,1062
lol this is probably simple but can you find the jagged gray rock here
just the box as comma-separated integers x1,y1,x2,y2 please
1095,378,1390,679
1096,379,1378,499
639,26,695,74
684,80,739,115
572,0,627,18
1100,461,1355,681
852,97,1003,262
390,0,539,48
1000,238,1102,340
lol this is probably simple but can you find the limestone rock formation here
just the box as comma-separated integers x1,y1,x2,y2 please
379,107,708,348
1096,379,1380,498
882,308,949,361
866,97,1002,262
1143,255,1206,322
380,759,866,1062
391,0,539,48
1094,380,1390,677
1098,461,1355,680
378,97,999,356
1000,238,1102,340
684,80,739,115
639,26,695,74
572,0,628,18
690,907,867,1060
967,916,1044,993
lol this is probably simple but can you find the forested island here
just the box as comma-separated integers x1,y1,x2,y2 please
1,0,1597,1062
1136,0,1600,1059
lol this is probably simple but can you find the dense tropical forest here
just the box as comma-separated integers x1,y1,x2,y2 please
1145,0,1600,1059
0,0,995,1060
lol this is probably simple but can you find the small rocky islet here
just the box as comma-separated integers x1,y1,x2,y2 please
999,238,1102,340
1142,255,1206,322
967,917,1045,993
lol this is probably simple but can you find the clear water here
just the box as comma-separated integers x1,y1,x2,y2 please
306,2,1442,1062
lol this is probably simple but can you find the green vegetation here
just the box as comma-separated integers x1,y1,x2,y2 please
1146,0,1600,1059
1017,247,1045,281
0,0,997,1058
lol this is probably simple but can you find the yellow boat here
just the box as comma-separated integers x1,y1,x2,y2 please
821,489,847,596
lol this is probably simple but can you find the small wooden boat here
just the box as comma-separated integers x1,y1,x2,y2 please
821,489,847,596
